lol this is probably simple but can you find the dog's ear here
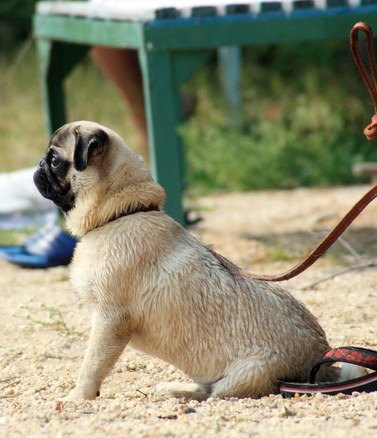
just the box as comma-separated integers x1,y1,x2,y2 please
73,128,109,172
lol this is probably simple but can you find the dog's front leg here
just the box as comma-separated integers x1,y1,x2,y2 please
67,309,130,400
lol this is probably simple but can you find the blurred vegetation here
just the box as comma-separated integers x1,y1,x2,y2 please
0,3,376,194
0,1,38,51
183,42,375,193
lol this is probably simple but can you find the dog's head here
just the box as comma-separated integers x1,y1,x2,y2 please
34,121,165,237
34,121,108,212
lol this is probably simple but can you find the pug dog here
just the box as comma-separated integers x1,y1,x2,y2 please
34,121,351,400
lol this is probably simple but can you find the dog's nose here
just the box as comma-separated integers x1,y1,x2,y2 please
39,158,45,168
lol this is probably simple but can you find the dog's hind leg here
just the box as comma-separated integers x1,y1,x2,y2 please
155,382,209,401
210,357,278,399
66,310,130,400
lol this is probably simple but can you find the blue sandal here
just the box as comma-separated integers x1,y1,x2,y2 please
0,223,76,268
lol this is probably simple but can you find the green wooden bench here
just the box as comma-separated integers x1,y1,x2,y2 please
34,0,377,224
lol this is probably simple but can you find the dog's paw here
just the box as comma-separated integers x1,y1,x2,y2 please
155,382,208,401
61,387,100,401
55,389,100,411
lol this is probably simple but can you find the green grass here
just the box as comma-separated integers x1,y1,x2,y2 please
0,45,45,172
14,298,79,335
0,40,375,193
183,41,376,194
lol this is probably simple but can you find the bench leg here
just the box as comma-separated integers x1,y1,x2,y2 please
218,46,242,124
36,40,89,137
138,50,185,224
138,49,210,225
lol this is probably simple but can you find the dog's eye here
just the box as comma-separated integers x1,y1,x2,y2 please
51,156,60,169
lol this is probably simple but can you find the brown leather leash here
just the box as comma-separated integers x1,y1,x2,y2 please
351,22,377,140
211,22,377,282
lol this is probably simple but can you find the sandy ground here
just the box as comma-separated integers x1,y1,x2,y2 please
2,185,377,437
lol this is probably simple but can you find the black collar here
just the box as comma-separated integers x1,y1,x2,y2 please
109,204,160,223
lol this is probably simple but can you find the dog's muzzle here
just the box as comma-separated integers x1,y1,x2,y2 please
33,159,75,212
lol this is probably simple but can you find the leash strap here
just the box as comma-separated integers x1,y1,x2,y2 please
212,183,377,281
279,347,377,397
309,347,377,383
350,22,377,140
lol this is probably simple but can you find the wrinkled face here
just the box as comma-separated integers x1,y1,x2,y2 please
33,122,109,212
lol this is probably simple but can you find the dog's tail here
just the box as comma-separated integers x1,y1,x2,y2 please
316,362,368,383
